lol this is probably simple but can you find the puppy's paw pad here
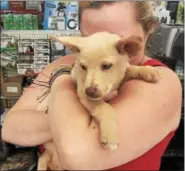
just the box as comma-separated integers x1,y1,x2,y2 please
142,67,161,82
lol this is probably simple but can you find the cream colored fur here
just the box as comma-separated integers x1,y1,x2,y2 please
36,32,160,170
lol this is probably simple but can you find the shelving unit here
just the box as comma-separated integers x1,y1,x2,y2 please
1,30,81,39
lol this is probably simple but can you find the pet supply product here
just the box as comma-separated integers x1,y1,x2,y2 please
2,14,14,30
13,14,23,30
32,15,39,30
2,76,23,98
33,61,48,74
18,40,34,55
66,1,79,30
50,40,66,62
0,1,10,10
17,63,34,75
23,14,33,30
0,36,17,52
34,40,50,63
25,1,41,10
43,1,67,30
9,1,25,10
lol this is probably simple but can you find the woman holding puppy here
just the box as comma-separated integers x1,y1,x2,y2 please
2,2,182,170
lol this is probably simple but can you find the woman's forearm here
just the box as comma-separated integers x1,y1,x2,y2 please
2,110,52,146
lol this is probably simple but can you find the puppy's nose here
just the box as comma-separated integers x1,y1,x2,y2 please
85,87,98,98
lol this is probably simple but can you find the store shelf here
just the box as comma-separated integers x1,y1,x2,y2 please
1,30,81,39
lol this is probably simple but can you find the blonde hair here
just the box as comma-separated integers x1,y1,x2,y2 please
79,1,158,34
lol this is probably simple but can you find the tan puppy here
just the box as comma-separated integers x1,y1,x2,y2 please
36,32,160,170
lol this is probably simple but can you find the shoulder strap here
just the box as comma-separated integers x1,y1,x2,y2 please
142,59,167,67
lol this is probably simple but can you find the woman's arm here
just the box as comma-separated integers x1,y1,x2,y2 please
2,110,51,146
48,67,182,170
2,55,76,146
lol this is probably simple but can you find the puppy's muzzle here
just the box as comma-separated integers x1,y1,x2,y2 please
85,87,100,99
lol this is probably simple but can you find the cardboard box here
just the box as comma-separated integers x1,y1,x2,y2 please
2,97,19,109
2,76,23,97
10,1,25,10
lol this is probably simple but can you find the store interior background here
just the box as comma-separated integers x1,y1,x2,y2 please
0,1,184,170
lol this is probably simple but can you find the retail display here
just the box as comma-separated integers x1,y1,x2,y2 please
0,1,184,171
43,1,79,30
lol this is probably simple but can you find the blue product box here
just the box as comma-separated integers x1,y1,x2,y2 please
0,1,10,10
43,1,67,30
65,1,79,30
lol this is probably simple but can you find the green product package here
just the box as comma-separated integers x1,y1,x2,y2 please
23,14,33,30
3,14,14,30
32,15,39,30
13,14,23,30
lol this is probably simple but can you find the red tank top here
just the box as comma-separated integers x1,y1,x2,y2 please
110,59,175,171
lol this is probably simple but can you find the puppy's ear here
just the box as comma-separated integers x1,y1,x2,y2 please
115,35,142,57
49,36,83,52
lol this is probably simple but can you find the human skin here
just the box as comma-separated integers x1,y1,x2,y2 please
2,2,182,170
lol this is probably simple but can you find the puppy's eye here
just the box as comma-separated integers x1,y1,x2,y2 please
101,63,113,70
80,64,87,71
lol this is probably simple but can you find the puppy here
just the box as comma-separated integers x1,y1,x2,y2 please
36,32,160,170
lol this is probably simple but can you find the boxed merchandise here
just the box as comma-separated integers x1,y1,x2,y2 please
50,40,66,61
0,1,10,10
2,76,23,97
2,14,14,30
10,1,25,10
43,1,67,30
17,63,34,75
23,14,33,30
2,97,19,108
34,40,50,52
34,54,50,62
13,14,23,30
26,1,41,10
1,52,18,70
32,15,39,30
33,61,49,74
66,1,79,30
0,35,17,52
18,40,34,55
33,39,50,63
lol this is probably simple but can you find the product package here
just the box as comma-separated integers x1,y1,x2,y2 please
2,97,19,108
43,1,67,30
23,14,33,30
9,1,25,10
2,14,14,30
1,36,17,53
0,1,10,10
25,1,41,10
17,63,34,75
18,40,34,56
32,15,39,30
13,14,23,30
1,52,18,71
33,61,48,74
50,39,66,62
33,40,50,73
2,76,23,98
34,39,50,62
66,1,79,30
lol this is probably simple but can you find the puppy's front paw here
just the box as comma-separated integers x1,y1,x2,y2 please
140,66,160,82
100,120,119,150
